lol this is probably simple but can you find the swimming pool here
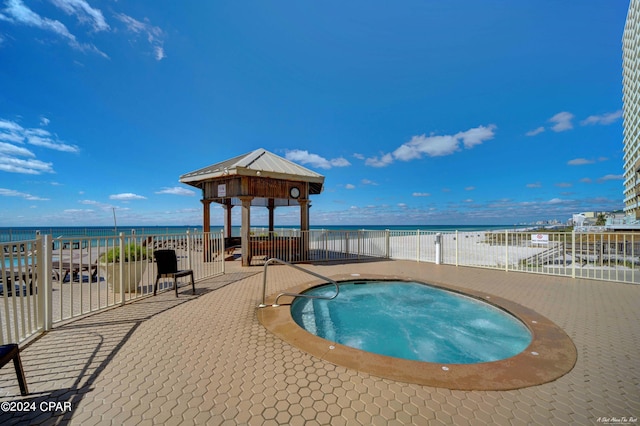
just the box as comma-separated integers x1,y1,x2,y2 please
257,274,577,390
291,280,532,364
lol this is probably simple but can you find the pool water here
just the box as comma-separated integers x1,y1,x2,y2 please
291,281,532,364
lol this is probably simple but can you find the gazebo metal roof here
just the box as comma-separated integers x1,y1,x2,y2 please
180,148,325,190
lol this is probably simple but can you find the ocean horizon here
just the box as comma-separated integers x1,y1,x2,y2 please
0,224,537,242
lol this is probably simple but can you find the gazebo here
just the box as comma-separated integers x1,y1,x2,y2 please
179,148,325,266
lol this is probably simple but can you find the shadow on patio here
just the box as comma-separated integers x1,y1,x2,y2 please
0,271,258,425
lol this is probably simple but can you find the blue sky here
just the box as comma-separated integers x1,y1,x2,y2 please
0,1,630,227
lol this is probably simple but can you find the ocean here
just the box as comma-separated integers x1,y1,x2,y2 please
0,224,531,242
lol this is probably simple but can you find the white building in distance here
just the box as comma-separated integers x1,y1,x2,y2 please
623,0,640,218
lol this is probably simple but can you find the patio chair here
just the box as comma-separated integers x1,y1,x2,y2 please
153,250,195,297
0,344,28,395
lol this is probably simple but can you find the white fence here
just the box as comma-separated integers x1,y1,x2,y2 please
248,229,640,285
1,231,225,345
3,227,638,344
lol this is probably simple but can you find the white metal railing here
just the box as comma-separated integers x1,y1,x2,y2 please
0,230,225,344
4,227,639,344
259,258,340,307
245,229,640,285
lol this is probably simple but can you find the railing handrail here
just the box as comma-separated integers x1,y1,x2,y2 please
259,257,340,308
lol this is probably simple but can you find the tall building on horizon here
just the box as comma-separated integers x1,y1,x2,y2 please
623,0,640,218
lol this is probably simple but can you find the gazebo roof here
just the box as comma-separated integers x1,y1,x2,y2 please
180,148,325,187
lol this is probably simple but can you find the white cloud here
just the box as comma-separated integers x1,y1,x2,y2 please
79,199,115,210
393,135,458,160
285,149,351,169
25,129,80,152
455,125,496,149
50,0,109,32
0,117,80,174
581,110,623,126
63,208,94,214
549,112,574,132
412,192,431,197
345,184,355,189
598,174,623,182
109,193,147,201
0,156,54,174
465,186,476,191
0,187,49,200
0,119,24,132
525,127,544,137
390,125,496,163
548,198,567,204
1,0,107,56
567,158,594,166
3,0,76,41
0,142,34,157
155,187,196,196
361,179,377,185
526,183,542,188
115,13,166,61
365,153,394,167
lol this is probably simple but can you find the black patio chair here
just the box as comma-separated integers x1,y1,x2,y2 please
0,344,28,395
153,250,195,297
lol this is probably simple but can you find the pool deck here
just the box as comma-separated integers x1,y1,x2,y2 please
0,259,639,425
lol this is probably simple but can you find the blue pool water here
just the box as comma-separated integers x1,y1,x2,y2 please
291,281,532,364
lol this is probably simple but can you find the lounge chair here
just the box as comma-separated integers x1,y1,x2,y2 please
53,261,98,283
0,270,36,296
153,250,195,297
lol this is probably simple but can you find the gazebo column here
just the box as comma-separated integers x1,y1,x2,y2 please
201,199,211,233
299,198,309,260
223,199,233,238
268,198,275,233
240,196,253,266
201,199,212,261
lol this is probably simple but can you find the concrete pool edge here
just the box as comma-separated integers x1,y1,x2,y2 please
256,273,577,391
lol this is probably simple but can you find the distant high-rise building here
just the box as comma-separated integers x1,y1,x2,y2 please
623,0,640,218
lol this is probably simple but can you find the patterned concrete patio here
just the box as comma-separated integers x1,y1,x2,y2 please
0,260,638,425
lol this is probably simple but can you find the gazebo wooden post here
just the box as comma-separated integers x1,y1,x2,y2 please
299,198,309,260
201,199,212,261
268,198,275,234
240,196,253,266
224,199,233,238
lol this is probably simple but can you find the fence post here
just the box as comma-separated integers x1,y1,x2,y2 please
221,230,225,275
417,230,421,262
346,232,349,257
505,230,509,272
571,229,576,279
39,234,53,331
186,230,192,271
435,233,442,265
119,233,125,305
324,231,328,261
455,230,459,266
385,230,390,259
